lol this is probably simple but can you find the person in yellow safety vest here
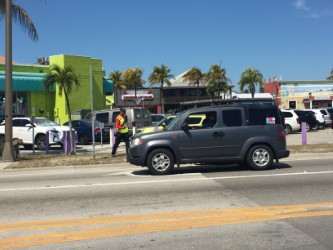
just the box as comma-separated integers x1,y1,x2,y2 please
111,107,129,157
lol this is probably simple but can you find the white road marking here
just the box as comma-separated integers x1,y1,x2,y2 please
1,170,333,192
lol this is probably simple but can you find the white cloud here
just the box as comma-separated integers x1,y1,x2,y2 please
293,0,333,18
293,0,310,11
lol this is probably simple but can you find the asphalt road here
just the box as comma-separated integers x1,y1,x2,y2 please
1,155,333,249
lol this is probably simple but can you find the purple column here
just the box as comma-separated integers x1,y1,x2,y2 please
45,131,49,154
301,122,307,145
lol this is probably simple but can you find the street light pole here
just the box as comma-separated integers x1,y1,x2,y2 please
2,0,15,161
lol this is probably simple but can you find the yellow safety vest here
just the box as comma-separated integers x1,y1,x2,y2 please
116,115,128,134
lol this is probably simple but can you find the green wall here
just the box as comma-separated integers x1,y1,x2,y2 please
49,54,107,124
0,54,110,124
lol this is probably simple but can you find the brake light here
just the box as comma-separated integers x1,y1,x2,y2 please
94,127,101,133
296,117,299,124
278,130,286,141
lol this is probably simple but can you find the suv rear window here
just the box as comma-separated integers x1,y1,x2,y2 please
248,106,281,126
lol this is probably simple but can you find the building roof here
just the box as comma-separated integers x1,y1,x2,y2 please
168,70,207,88
0,55,16,64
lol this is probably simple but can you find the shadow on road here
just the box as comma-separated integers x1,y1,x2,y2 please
131,162,293,176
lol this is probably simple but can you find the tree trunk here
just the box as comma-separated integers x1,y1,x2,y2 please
160,81,165,114
64,92,75,154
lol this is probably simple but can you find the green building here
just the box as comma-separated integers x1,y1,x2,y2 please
0,54,113,124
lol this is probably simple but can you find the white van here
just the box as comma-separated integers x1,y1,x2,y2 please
84,107,151,135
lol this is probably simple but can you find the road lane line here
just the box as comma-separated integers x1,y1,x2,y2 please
1,202,333,249
1,170,333,192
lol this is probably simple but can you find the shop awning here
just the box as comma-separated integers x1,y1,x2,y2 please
0,72,54,92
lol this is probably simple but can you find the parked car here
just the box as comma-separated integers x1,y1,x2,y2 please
0,117,74,150
318,108,333,127
326,108,333,119
280,109,300,134
63,120,110,145
84,107,152,135
0,114,25,124
150,114,169,126
128,104,289,175
293,110,318,131
303,109,325,129
136,114,206,134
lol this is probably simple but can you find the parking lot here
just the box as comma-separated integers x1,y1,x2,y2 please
286,127,333,146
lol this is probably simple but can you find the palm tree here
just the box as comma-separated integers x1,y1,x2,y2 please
206,63,232,99
182,67,206,101
44,64,80,154
109,70,125,108
238,68,264,98
0,0,39,41
122,68,145,106
1,0,39,161
327,69,333,80
148,64,173,113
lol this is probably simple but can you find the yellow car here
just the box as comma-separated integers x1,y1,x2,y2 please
136,114,206,134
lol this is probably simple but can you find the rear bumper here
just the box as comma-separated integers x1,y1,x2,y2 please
276,149,290,159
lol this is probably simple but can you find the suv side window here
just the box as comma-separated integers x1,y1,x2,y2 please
95,112,109,124
222,109,242,127
282,111,292,118
134,109,142,119
12,119,22,127
20,119,31,126
142,109,149,118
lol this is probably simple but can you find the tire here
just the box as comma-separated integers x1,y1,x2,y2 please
284,124,292,134
79,134,90,145
311,122,318,130
247,145,273,170
35,134,47,150
147,149,174,175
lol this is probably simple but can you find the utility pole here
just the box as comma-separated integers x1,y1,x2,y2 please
2,0,15,161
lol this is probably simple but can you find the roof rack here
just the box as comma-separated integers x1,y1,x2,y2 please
179,98,276,108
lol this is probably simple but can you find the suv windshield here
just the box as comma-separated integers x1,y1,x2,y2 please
165,112,184,131
35,118,60,127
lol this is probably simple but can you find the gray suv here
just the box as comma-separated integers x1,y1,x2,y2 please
128,104,290,175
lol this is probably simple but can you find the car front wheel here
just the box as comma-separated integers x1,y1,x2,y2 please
35,134,47,150
247,145,273,170
147,149,174,175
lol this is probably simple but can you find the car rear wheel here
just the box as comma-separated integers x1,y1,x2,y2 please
147,149,174,175
35,134,47,150
311,121,318,130
284,124,292,134
247,145,273,170
79,134,90,145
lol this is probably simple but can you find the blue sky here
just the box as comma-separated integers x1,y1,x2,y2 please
1,0,333,89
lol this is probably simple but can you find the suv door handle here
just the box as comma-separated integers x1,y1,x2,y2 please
213,131,224,137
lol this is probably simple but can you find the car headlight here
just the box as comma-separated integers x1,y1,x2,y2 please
131,138,142,146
